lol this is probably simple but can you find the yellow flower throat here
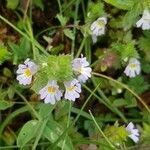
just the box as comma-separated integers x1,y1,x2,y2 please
67,86,75,92
48,86,56,93
25,68,32,77
130,64,137,69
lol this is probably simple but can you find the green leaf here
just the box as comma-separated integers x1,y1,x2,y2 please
141,123,150,144
0,44,10,64
104,125,128,145
8,37,31,64
51,44,64,55
31,71,48,93
111,41,139,61
33,0,44,10
64,29,74,40
124,91,137,108
7,0,19,9
46,55,73,81
87,0,104,22
84,120,96,136
0,100,13,110
112,99,126,107
43,120,73,150
122,6,141,30
142,61,150,73
17,120,40,147
138,31,150,62
7,84,16,99
38,103,54,119
103,0,133,10
55,101,70,120
3,68,12,78
127,76,149,94
56,14,68,26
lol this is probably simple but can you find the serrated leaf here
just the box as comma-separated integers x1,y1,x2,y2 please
43,120,73,150
56,14,68,26
17,120,40,147
104,125,128,145
8,37,31,64
124,91,137,108
64,29,74,40
138,33,150,61
111,42,139,61
126,97,137,108
0,100,13,110
46,55,73,81
103,0,133,10
7,0,19,9
127,76,149,94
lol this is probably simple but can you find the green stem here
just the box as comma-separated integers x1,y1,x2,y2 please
85,37,91,63
81,0,86,20
49,82,101,150
62,0,76,13
73,139,114,149
71,0,80,56
89,110,116,149
0,106,29,135
92,72,150,113
35,26,59,38
0,142,51,149
26,19,36,59
0,15,48,55
32,119,49,150
23,0,30,21
15,90,41,120
75,37,86,58
57,0,62,14
83,84,127,123
61,101,72,150
32,103,55,150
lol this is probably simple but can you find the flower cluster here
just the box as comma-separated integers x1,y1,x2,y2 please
104,122,139,146
16,56,92,104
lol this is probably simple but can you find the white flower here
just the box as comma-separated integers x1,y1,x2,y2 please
126,122,139,143
90,17,107,43
136,9,150,30
16,58,38,85
72,56,92,83
64,79,81,101
124,58,141,78
39,80,62,104
92,34,98,44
